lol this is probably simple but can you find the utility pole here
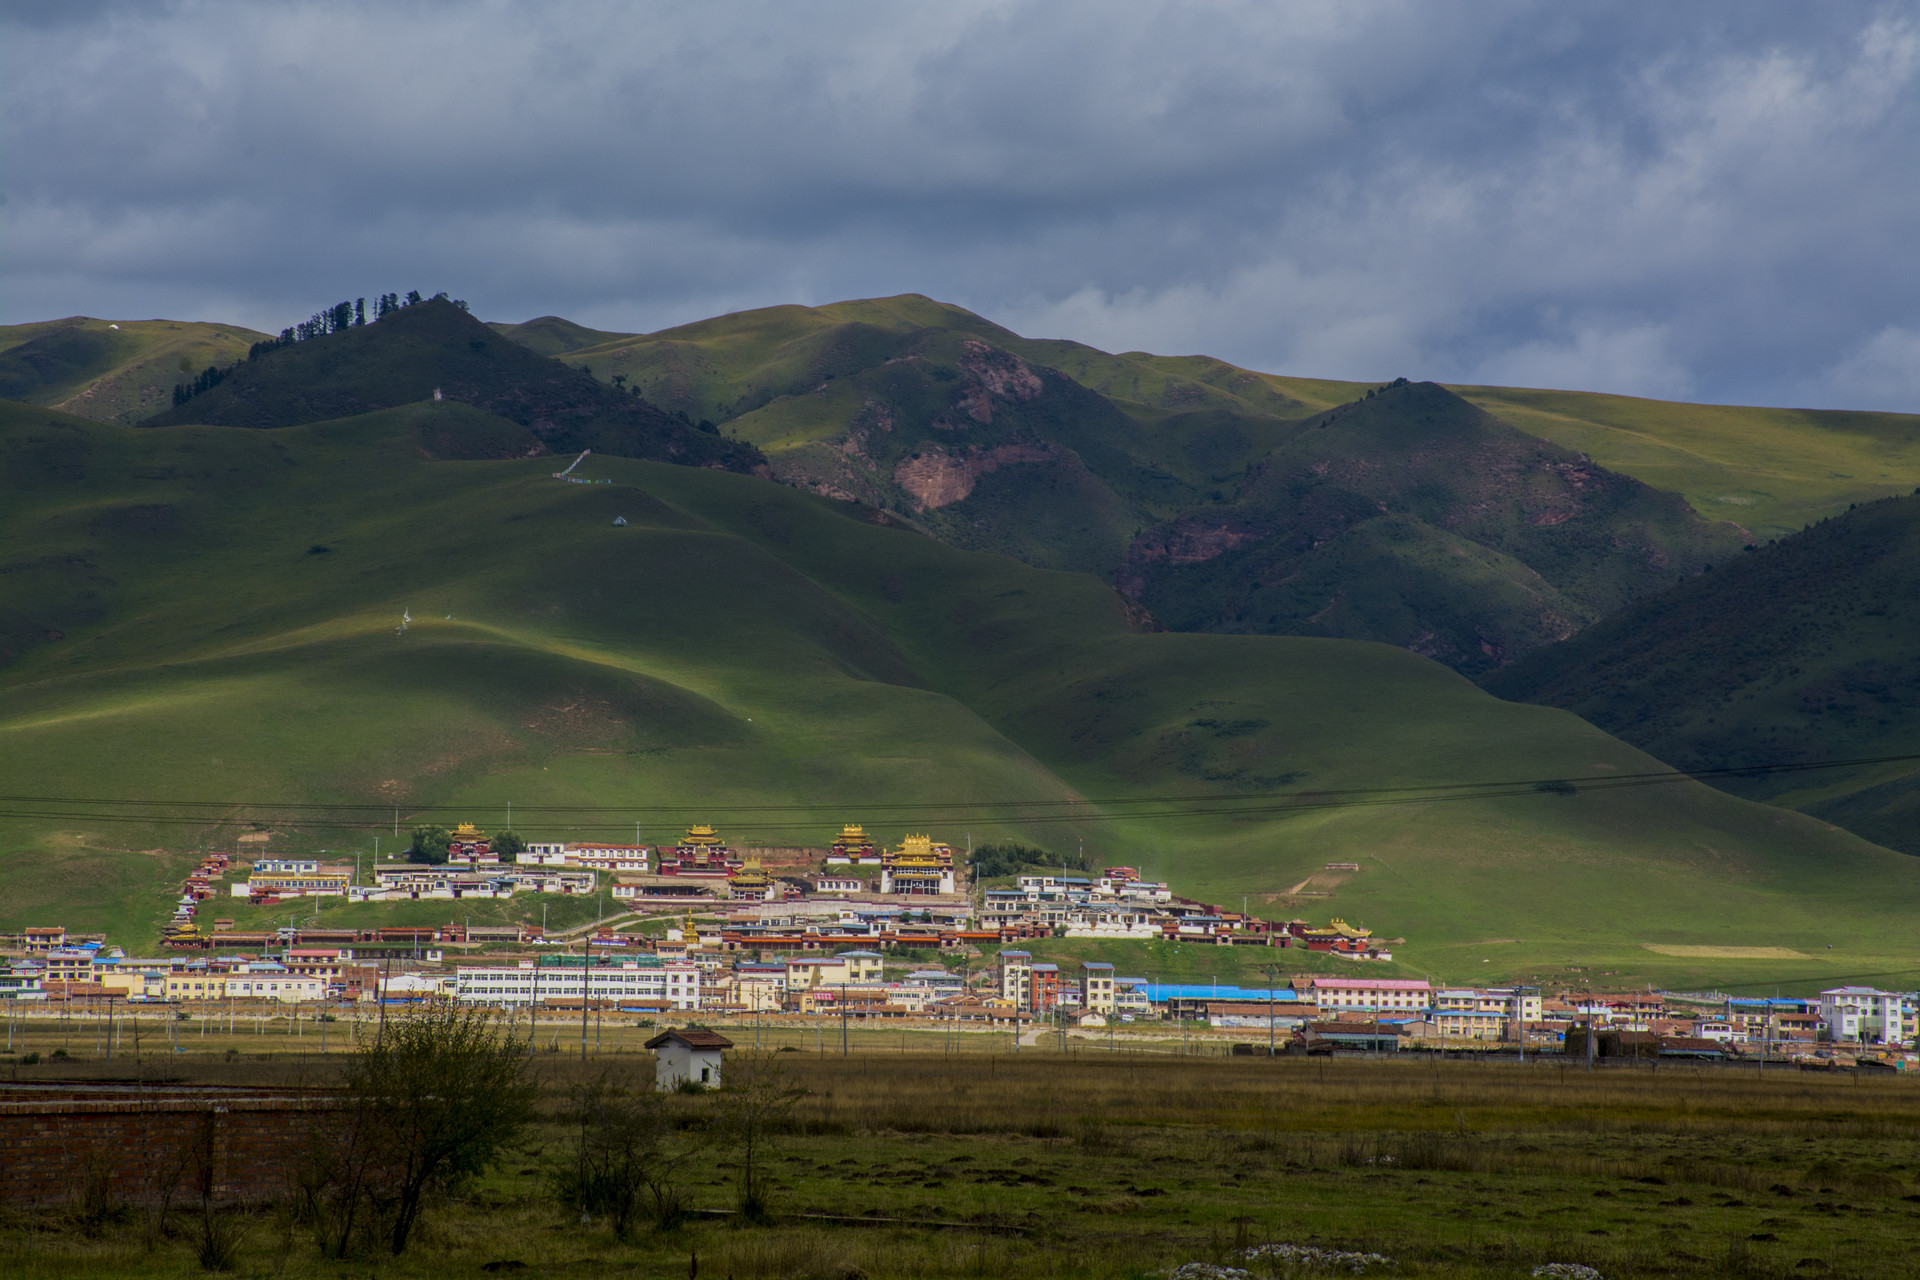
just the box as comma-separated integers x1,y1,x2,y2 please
580,940,590,1060
840,983,849,1056
1258,962,1288,1059
529,958,541,1054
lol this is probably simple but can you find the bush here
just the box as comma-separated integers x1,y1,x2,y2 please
303,1009,533,1257
551,1067,704,1238
715,1052,804,1223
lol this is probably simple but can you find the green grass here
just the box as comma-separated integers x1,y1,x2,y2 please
525,299,1881,680
6,1048,1920,1279
1451,385,1920,541
527,296,1920,543
486,314,634,356
0,316,267,425
5,399,1920,989
1485,493,1920,858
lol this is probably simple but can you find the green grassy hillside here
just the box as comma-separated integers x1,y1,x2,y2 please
0,316,267,424
1486,493,1920,857
4,397,1918,993
487,315,634,356
1120,381,1745,673
142,298,761,471
528,298,1744,672
1450,386,1920,543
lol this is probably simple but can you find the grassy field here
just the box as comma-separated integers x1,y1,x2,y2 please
538,296,1920,543
1448,386,1920,543
0,316,266,424
1485,494,1920,858
5,1040,1920,1278
5,398,1920,990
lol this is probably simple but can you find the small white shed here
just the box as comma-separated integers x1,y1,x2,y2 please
646,1027,733,1090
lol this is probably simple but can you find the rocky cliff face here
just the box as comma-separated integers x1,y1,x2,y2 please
894,442,1060,511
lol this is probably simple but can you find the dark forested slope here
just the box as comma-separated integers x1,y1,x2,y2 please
1486,494,1920,853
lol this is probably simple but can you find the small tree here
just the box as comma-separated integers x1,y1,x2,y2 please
553,1067,702,1238
407,825,450,865
489,829,526,860
713,1051,803,1222
306,1008,533,1256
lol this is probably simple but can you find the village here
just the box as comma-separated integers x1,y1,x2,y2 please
2,822,1915,1067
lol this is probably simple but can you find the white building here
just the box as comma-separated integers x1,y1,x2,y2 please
454,959,701,1010
1819,987,1917,1045
518,843,651,873
221,962,325,1002
647,1028,732,1090
997,950,1032,1007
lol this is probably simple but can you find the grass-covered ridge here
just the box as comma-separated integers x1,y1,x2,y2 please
140,298,762,473
0,315,267,424
531,298,1750,674
1450,385,1920,543
4,397,1919,989
1486,492,1920,857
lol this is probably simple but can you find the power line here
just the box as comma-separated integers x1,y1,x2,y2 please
0,746,1916,833
3,747,1914,820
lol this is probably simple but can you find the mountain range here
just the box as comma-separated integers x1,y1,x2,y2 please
3,292,1919,986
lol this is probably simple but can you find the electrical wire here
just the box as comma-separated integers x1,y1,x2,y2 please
0,747,1914,833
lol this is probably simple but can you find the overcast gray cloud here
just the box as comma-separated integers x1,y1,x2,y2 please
3,1,1916,410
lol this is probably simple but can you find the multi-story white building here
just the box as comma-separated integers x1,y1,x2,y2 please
223,963,325,1003
997,950,1033,1007
1819,987,1917,1045
0,965,46,1000
454,959,701,1011
517,843,651,873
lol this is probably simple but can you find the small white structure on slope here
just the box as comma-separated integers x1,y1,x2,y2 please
647,1027,733,1090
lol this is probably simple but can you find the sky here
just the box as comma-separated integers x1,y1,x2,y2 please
3,1,1917,411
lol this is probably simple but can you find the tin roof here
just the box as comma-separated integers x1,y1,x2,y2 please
645,1028,734,1050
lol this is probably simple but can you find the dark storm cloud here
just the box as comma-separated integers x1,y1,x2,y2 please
3,1,1917,409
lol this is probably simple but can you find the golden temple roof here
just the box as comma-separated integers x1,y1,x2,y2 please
887,833,953,867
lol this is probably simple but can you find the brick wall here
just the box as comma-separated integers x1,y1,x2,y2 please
0,1083,337,1205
